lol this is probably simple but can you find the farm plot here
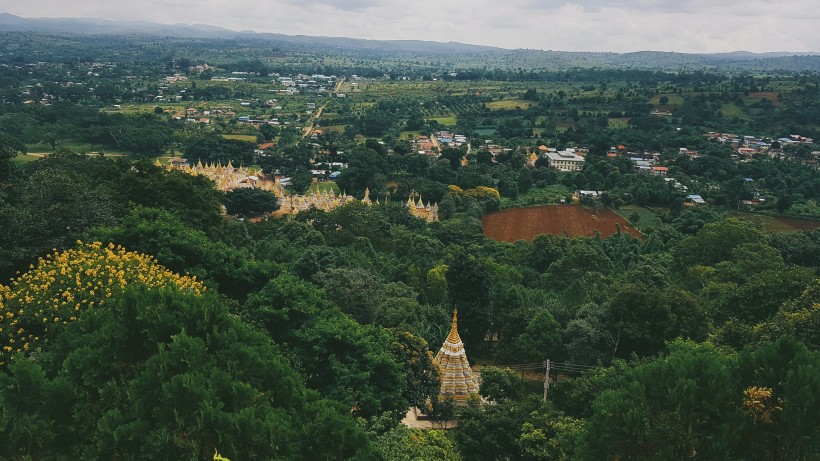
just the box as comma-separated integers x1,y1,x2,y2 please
729,212,820,233
483,205,641,242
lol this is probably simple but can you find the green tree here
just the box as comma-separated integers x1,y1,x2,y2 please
673,218,765,268
512,308,563,363
16,167,118,261
455,400,525,461
1,286,378,460
605,284,707,358
241,273,408,418
388,330,441,411
290,167,314,194
0,133,24,180
519,409,585,461
116,161,224,230
446,249,494,355
580,341,743,460
223,187,280,215
735,337,820,460
757,280,820,349
478,367,525,403
440,147,464,170
86,207,278,300
315,267,386,324
374,426,461,461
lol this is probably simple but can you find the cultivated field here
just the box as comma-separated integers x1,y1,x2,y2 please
483,205,641,242
730,212,820,233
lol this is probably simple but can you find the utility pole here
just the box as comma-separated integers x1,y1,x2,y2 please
543,359,550,401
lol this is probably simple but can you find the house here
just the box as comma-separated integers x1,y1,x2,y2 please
650,166,669,176
664,177,688,191
739,199,765,210
576,190,603,197
545,150,585,172
686,194,706,205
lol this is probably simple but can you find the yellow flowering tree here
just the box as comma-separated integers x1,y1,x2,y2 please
0,241,205,365
743,386,782,424
448,185,500,199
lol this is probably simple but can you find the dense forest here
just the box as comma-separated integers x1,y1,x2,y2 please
1,30,819,460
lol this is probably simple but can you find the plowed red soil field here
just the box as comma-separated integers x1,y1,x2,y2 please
482,205,641,242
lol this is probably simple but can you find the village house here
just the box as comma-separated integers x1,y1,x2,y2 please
686,194,706,205
545,150,585,172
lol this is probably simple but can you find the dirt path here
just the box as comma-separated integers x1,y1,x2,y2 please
302,77,346,139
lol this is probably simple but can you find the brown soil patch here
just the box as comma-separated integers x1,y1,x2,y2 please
773,217,820,231
482,205,641,242
729,212,820,233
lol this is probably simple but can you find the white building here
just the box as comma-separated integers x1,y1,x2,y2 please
546,150,585,171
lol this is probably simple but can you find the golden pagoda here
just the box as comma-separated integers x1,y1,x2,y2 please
435,309,479,399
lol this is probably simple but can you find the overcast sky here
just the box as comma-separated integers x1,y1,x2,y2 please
3,0,818,53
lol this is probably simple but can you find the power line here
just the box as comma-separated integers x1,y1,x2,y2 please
478,360,601,402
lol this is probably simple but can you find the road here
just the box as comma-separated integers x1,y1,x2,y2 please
302,77,346,139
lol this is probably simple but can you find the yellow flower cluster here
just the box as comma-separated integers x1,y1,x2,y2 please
0,241,205,366
448,185,500,199
743,386,782,424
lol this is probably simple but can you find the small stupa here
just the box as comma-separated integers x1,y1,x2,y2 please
435,309,479,399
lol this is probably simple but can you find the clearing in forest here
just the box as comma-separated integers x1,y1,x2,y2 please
482,204,641,242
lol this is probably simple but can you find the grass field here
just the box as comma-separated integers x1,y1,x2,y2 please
222,134,258,142
475,128,496,136
10,154,43,164
483,204,641,242
615,205,666,231
720,103,748,119
650,93,684,106
500,185,570,209
24,140,128,155
486,99,532,110
400,131,423,140
426,116,457,126
608,117,630,128
317,125,346,133
12,152,127,165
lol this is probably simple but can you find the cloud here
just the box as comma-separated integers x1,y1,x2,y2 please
276,0,383,11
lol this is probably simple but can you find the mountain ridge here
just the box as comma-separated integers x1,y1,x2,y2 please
1,13,819,71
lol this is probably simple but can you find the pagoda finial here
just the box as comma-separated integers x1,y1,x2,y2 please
446,308,462,344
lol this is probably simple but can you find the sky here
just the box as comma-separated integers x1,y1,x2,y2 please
2,0,819,53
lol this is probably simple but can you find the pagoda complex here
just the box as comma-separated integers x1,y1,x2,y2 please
406,193,439,222
435,310,479,399
165,159,438,220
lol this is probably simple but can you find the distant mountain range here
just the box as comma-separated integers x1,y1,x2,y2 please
0,13,502,55
1,12,819,71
